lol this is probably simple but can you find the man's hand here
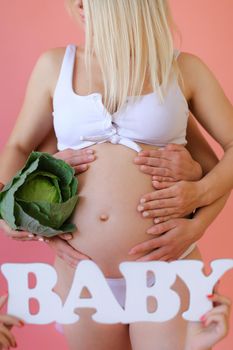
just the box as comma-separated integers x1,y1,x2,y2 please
134,143,202,182
134,143,203,223
137,180,201,222
128,218,203,261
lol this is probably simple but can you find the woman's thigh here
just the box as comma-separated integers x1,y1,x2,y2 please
129,277,189,350
54,258,132,350
129,247,203,350
62,311,132,350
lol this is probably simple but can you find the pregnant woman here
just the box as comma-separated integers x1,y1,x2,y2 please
1,0,233,349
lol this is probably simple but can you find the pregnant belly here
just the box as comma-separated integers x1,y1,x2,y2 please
67,142,157,277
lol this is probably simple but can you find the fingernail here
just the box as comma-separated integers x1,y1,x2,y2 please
140,198,146,204
207,294,214,299
146,228,154,234
65,234,73,240
154,218,160,224
140,165,147,170
28,234,34,238
137,205,144,211
38,237,44,242
128,249,135,255
142,211,149,217
200,314,206,322
45,239,50,243
19,320,25,327
86,149,94,154
87,155,95,160
152,181,159,186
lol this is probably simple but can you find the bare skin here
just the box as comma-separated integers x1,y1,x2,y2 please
0,295,23,350
0,2,233,349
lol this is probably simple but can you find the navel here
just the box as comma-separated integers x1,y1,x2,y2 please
99,213,109,221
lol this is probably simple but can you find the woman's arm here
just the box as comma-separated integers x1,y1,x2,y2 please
182,52,233,205
0,50,58,241
0,51,55,185
0,49,92,248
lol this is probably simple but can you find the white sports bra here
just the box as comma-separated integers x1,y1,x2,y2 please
52,44,189,152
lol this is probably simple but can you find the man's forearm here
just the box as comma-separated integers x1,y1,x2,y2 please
191,191,231,241
197,145,233,207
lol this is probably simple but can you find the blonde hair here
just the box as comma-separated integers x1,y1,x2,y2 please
67,0,183,115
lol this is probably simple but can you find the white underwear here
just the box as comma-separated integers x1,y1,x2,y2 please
55,242,196,333
105,242,196,308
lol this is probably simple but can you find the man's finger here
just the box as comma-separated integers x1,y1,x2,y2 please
134,156,171,168
128,236,165,255
138,165,173,178
139,187,174,204
136,246,170,262
137,149,176,161
142,207,177,219
152,180,176,190
152,176,175,182
146,220,176,235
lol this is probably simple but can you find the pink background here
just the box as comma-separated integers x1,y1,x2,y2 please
0,0,233,349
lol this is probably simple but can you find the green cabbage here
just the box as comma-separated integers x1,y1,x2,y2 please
0,151,79,237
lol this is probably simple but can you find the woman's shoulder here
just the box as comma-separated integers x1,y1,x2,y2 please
38,46,67,73
37,46,69,97
175,51,212,102
176,51,208,74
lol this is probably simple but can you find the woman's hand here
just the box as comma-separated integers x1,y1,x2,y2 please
0,148,96,243
45,236,91,268
0,294,24,350
137,180,202,222
0,219,90,267
0,182,41,242
53,148,96,174
134,143,202,182
128,217,203,261
0,220,45,242
186,293,231,350
0,221,70,242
